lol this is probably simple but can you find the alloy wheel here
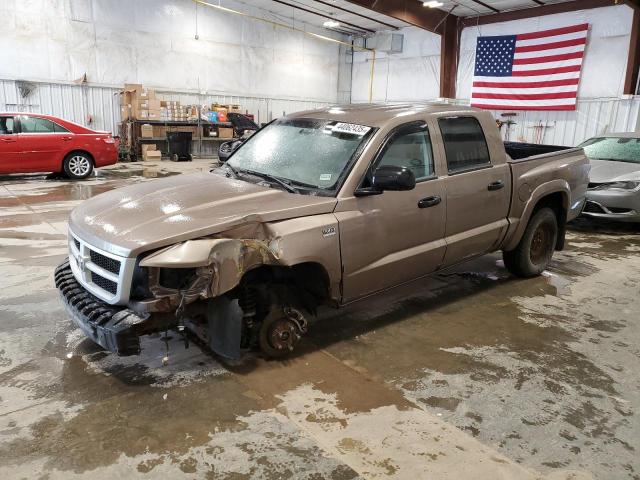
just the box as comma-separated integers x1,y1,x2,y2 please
68,155,91,177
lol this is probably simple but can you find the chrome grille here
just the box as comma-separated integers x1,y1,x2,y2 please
68,230,136,305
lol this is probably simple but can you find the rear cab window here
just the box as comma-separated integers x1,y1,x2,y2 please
0,116,15,135
20,116,69,133
438,116,491,174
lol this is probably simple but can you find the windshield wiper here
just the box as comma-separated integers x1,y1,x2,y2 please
238,169,299,194
223,163,239,178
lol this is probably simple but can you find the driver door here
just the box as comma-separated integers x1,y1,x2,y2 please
336,122,447,302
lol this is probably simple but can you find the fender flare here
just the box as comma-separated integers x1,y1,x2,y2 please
503,179,569,252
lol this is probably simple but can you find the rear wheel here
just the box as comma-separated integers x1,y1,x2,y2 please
63,153,94,179
503,207,558,278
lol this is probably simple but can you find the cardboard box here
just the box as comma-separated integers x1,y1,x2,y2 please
143,149,162,161
141,144,157,155
218,127,234,139
141,124,154,138
138,88,156,100
147,99,161,110
152,126,166,137
136,99,161,110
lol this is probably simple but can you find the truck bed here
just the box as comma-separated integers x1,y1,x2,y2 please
504,146,589,249
504,141,571,160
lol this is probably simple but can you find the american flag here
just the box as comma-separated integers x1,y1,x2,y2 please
470,23,589,111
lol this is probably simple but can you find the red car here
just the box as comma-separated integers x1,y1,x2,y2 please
0,113,118,179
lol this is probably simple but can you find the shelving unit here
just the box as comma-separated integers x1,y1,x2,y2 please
125,119,235,161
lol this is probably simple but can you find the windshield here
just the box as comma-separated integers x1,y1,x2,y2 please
579,137,640,164
227,118,374,194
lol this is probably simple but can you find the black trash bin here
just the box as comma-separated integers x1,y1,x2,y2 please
167,132,193,162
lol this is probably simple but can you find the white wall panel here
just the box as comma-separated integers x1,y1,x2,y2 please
493,97,640,146
447,96,640,146
0,0,344,103
351,26,441,103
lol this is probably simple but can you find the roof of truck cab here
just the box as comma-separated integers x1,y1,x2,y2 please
288,103,479,127
592,132,640,139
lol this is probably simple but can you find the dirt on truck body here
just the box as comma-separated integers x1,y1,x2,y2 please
55,103,590,359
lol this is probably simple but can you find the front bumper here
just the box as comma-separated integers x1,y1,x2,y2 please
582,187,640,223
55,259,151,356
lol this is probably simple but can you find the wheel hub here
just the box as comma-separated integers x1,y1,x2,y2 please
268,319,298,352
530,223,552,264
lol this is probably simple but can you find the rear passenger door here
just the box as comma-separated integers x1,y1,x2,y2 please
437,116,511,266
18,116,71,172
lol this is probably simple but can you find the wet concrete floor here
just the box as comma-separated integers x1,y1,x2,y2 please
0,168,638,479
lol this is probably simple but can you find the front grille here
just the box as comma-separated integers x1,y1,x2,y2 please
90,250,121,275
69,230,135,305
584,201,606,214
92,274,118,294
608,207,633,214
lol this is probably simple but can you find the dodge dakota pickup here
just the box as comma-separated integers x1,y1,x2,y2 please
55,103,589,359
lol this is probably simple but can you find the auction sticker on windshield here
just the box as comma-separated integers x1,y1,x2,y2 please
333,123,371,136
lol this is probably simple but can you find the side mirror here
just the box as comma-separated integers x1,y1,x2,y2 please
371,165,416,191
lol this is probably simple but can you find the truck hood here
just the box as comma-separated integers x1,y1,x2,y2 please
69,172,337,257
589,159,640,183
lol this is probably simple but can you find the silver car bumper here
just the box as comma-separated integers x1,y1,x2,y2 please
583,189,640,223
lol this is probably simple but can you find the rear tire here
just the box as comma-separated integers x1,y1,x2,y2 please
63,152,94,179
503,207,558,278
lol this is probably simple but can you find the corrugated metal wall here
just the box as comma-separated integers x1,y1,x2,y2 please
0,80,330,135
0,80,122,134
3,79,637,147
487,97,640,146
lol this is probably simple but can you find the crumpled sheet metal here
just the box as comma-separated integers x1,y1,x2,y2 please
140,237,280,297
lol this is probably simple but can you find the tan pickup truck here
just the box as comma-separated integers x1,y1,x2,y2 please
55,104,589,359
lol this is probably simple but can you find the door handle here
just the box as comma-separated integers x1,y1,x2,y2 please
62,136,73,141
0,138,16,143
488,180,505,191
418,195,441,208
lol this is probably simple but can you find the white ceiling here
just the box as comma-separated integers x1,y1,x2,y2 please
435,0,578,18
238,0,411,36
232,0,585,36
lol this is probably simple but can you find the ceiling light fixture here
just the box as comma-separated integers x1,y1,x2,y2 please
423,1,443,7
323,20,340,28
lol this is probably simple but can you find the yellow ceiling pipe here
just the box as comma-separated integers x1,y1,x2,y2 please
192,0,376,102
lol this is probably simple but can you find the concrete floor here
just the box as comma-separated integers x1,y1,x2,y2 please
1,162,639,479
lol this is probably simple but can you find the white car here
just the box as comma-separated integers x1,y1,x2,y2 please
580,132,640,223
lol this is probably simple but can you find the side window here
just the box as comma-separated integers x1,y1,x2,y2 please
438,117,491,173
377,127,435,181
53,122,70,133
0,117,15,134
20,117,58,133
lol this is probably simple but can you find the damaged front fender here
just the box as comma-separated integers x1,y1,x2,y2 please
140,238,280,297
